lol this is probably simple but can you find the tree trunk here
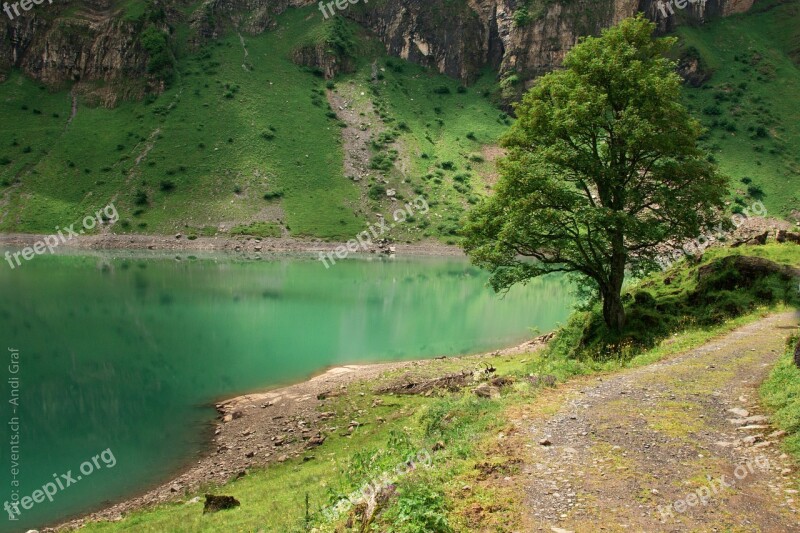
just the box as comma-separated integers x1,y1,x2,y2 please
601,287,626,333
602,237,627,333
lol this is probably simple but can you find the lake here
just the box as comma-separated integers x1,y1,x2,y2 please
0,251,574,531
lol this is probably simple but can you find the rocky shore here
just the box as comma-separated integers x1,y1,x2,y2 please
0,233,463,257
50,335,553,531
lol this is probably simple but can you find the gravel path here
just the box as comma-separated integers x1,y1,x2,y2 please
523,312,800,532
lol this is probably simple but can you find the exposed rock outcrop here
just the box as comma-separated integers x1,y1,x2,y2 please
0,0,757,104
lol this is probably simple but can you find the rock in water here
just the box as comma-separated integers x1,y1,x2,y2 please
203,494,240,514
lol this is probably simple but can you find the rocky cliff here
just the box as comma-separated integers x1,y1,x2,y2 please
346,0,754,85
0,0,756,103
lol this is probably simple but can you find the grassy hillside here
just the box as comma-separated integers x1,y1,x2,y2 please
0,7,507,240
677,0,800,219
1,2,798,239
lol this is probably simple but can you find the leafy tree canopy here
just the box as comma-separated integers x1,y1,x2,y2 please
463,15,728,332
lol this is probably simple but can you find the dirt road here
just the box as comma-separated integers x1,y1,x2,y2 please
522,312,800,532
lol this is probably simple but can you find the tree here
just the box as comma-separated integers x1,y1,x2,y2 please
463,15,727,333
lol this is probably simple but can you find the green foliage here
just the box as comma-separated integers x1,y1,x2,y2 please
140,26,174,85
368,183,387,200
229,221,281,238
545,244,800,360
463,15,728,332
262,190,284,201
513,5,533,27
133,189,149,206
325,16,356,60
370,152,396,171
385,482,452,533
761,333,800,459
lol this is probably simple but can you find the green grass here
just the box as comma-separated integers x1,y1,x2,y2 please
0,6,508,242
228,221,282,238
676,0,800,219
761,332,800,461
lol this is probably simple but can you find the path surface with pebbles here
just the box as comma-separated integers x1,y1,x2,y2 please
522,312,800,532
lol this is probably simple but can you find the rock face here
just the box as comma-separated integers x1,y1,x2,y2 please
0,0,756,103
347,0,755,86
0,0,155,102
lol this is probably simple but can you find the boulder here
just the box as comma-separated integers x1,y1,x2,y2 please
473,383,501,399
776,230,800,244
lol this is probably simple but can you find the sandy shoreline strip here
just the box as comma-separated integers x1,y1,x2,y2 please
51,336,550,531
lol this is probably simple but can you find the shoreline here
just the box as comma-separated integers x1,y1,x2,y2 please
50,335,553,531
0,233,464,256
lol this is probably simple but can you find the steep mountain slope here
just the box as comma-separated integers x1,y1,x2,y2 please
0,9,507,238
0,0,797,238
678,0,800,220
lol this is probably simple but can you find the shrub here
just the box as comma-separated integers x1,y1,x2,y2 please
746,184,764,199
368,184,386,200
159,180,175,192
432,85,451,95
134,190,149,206
370,153,395,171
263,190,284,201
